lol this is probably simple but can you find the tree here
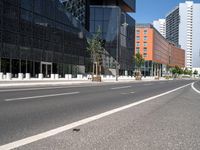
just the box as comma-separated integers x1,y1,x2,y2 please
133,52,145,79
171,66,183,78
193,70,198,77
87,27,105,81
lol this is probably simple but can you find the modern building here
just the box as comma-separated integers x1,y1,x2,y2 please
153,19,166,37
0,0,90,78
166,1,200,72
135,24,185,76
61,0,90,30
89,0,136,76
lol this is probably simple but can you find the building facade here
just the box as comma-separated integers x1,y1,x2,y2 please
166,1,200,72
61,0,90,30
153,19,166,38
135,24,185,76
0,0,90,77
90,0,136,76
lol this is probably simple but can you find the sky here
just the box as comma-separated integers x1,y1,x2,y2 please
129,0,200,23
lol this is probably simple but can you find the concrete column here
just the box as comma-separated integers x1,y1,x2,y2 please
0,72,3,80
55,74,59,80
25,73,30,80
18,73,23,80
51,74,55,80
6,73,12,80
38,73,43,80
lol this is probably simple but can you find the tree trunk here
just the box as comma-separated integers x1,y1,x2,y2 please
92,63,94,79
96,62,98,76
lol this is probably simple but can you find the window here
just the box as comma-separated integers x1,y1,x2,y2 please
144,42,147,47
144,30,147,35
136,42,140,47
136,47,140,53
143,53,147,57
144,47,147,52
136,36,140,40
144,36,147,41
136,30,140,34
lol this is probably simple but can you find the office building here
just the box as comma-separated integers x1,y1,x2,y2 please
135,24,185,76
89,0,136,76
153,19,166,38
0,0,90,77
61,0,90,30
166,1,200,72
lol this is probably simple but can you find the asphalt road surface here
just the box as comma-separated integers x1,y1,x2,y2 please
0,80,200,150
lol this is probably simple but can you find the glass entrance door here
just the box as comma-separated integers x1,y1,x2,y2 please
41,62,52,78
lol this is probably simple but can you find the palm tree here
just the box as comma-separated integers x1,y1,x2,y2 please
87,27,105,81
134,52,145,80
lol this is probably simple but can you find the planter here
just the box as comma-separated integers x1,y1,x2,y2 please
92,76,102,82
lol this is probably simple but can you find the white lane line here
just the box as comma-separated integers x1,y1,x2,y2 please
0,86,65,92
121,91,135,95
143,83,153,86
111,86,131,90
191,82,200,94
0,82,192,150
4,92,80,102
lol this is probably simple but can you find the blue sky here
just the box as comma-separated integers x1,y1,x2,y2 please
130,0,200,23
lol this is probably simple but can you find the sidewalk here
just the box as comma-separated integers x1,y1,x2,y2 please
0,77,168,87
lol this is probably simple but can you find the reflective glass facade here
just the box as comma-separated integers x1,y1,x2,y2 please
90,6,135,75
61,0,90,30
0,0,90,77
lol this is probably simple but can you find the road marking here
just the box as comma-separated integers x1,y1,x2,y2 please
111,86,131,90
0,82,192,150
0,86,65,92
4,92,80,102
121,91,135,95
191,82,200,94
143,83,153,86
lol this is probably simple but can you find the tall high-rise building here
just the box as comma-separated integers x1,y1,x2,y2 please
166,1,200,72
153,19,166,38
89,0,136,76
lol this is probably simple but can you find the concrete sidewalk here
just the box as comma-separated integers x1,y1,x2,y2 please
0,77,168,87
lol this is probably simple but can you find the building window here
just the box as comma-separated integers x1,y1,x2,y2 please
144,36,147,41
136,42,140,47
136,47,140,53
144,47,147,52
144,30,147,35
136,36,140,40
143,53,147,57
136,30,140,34
144,42,147,47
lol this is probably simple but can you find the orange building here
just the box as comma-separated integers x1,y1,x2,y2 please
135,24,185,76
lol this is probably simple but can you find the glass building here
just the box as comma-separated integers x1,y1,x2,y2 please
0,0,90,77
90,0,136,75
61,0,90,30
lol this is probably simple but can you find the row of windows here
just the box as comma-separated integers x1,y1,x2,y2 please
136,42,148,47
136,47,148,53
136,36,148,41
136,29,148,34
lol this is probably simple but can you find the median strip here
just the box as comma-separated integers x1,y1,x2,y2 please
4,92,80,102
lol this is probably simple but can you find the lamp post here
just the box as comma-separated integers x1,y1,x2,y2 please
116,8,120,81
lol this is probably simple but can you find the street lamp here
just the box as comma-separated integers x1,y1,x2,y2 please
116,11,128,81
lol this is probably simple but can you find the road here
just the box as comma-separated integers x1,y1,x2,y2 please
0,80,200,150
